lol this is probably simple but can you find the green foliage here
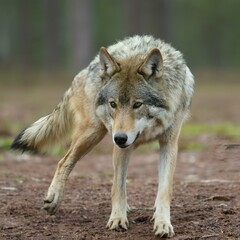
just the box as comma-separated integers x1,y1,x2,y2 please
1,1,240,70
174,0,240,67
93,0,124,50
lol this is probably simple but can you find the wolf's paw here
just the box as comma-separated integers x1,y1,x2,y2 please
43,186,64,215
106,216,129,231
153,218,174,238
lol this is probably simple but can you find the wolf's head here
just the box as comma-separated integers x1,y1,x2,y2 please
96,47,169,148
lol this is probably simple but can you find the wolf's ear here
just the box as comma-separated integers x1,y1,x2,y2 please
99,47,120,77
138,48,163,79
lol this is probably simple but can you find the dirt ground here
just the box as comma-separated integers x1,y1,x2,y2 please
0,139,240,240
0,73,240,239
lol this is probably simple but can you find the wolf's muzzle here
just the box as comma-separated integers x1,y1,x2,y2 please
114,133,128,148
114,132,140,148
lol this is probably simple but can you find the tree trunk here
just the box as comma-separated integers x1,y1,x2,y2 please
17,0,32,68
45,0,63,69
70,0,94,71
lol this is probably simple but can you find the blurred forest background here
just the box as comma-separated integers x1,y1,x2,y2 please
1,0,240,71
0,0,240,149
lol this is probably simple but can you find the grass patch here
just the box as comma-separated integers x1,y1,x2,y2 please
137,141,159,153
1,122,239,154
0,137,12,150
179,142,206,152
182,122,240,138
51,146,67,156
137,122,240,153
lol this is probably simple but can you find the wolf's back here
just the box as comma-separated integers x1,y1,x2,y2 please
11,88,73,153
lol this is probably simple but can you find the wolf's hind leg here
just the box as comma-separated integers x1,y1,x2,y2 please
106,146,133,231
44,126,106,214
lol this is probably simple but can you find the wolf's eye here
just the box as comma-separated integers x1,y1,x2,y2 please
109,101,117,109
133,102,143,109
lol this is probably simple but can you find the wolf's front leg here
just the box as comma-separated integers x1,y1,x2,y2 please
106,146,133,231
153,138,179,238
44,126,106,214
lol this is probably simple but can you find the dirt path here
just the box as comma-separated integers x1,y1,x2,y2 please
0,142,239,240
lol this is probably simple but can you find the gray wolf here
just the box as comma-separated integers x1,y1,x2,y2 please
11,35,194,238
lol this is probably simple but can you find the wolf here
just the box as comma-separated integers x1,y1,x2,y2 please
11,35,194,238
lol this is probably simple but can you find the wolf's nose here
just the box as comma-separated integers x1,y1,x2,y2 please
114,133,128,146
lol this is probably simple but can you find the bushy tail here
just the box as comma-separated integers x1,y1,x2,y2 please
11,88,73,153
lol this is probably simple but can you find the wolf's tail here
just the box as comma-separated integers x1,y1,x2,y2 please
11,88,73,153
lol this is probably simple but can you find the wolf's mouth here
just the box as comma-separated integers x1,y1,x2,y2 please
117,132,140,148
